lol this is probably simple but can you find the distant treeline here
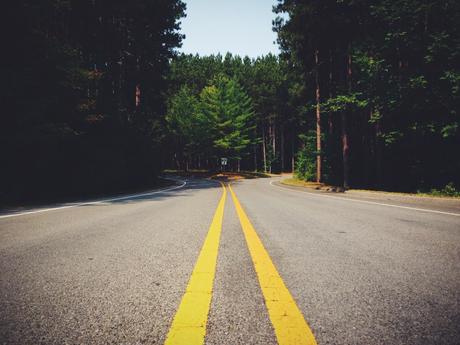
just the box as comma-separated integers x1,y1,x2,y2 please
2,0,459,204
166,54,291,173
2,0,185,203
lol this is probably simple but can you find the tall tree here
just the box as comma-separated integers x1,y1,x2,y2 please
198,76,256,171
2,0,186,203
274,0,460,191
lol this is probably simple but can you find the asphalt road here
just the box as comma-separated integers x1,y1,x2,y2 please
1,176,459,345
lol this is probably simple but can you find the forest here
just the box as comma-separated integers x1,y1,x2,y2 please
2,0,459,204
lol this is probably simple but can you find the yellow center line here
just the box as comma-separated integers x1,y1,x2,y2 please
163,182,226,345
228,184,318,345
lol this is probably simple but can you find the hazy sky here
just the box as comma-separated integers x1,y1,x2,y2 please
179,0,281,58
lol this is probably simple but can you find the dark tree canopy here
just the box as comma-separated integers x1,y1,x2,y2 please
2,0,185,203
274,0,460,191
2,0,459,204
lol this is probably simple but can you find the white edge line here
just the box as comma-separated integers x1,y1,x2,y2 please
270,180,460,217
0,179,187,219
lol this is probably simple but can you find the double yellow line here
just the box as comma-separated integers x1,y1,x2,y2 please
163,183,226,344
164,182,317,345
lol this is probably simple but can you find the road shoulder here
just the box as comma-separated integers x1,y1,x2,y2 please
272,180,460,216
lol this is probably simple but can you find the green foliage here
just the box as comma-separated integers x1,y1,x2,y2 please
321,94,368,113
275,0,460,191
426,183,460,197
441,123,458,138
166,85,205,158
167,86,199,137
166,75,256,166
166,53,290,172
295,131,317,181
199,76,255,159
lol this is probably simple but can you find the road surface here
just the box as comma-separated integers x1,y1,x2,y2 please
1,176,459,345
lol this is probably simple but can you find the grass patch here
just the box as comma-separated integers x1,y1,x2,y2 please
417,183,460,198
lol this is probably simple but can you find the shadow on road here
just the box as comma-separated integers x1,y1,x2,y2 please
0,177,223,217
79,177,223,206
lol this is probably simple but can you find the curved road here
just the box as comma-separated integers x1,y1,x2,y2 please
1,177,459,344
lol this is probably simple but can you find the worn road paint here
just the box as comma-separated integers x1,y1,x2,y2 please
229,184,318,345
163,182,226,345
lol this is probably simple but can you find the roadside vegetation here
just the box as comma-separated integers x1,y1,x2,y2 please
3,0,459,204
420,183,460,198
283,177,460,198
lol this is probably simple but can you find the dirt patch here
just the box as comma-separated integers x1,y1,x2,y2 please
281,178,345,193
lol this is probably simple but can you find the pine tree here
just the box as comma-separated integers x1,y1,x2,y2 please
198,76,256,171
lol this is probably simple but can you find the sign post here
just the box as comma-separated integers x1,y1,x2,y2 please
220,157,227,171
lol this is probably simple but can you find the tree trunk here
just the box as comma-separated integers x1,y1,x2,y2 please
237,159,241,172
174,153,180,170
253,127,258,171
262,126,267,173
328,53,334,136
375,117,383,188
363,109,372,187
342,49,352,189
341,113,350,189
327,49,335,184
267,122,274,174
315,49,322,183
254,145,258,171
135,84,141,107
280,123,285,172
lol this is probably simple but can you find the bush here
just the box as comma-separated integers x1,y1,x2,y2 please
295,131,317,181
429,182,460,197
295,148,315,181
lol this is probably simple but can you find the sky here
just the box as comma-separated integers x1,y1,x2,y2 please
179,0,282,58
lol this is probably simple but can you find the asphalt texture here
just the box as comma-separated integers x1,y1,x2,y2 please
1,176,459,345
